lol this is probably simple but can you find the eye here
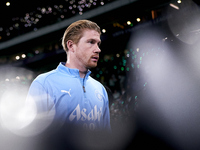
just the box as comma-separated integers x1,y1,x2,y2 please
89,40,95,44
87,39,101,46
98,42,101,46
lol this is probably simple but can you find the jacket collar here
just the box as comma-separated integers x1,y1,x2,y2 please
57,62,91,79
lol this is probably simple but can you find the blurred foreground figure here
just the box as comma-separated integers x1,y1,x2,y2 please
126,1,200,148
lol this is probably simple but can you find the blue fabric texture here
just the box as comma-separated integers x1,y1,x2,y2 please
26,62,111,131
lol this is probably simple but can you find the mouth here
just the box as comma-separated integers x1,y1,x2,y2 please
91,56,99,62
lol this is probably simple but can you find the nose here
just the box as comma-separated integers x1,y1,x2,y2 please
94,45,101,53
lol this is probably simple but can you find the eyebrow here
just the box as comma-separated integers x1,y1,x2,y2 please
87,38,101,44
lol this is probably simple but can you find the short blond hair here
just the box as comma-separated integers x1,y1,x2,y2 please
62,20,101,52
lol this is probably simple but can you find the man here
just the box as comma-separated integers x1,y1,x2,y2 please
26,20,111,132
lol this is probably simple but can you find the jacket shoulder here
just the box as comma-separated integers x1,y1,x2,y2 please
34,69,57,84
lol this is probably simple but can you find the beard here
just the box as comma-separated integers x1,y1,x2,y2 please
75,52,98,70
86,60,98,69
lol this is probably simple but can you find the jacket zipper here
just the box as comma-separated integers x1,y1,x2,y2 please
83,86,86,93
83,77,86,93
79,77,86,93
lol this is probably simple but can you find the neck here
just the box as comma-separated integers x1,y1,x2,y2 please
79,70,88,78
65,61,88,78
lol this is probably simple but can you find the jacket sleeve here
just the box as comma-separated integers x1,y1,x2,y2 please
104,100,111,131
26,80,54,113
103,89,111,131
24,79,55,135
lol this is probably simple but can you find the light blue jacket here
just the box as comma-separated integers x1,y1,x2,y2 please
26,62,111,131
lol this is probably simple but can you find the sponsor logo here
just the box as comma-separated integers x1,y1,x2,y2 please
95,90,103,102
61,89,71,97
69,104,102,122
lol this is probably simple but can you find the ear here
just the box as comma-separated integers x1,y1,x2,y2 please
67,40,75,52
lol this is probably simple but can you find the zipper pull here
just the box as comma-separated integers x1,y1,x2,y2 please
83,86,86,93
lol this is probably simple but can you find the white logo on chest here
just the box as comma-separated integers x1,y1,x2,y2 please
69,104,102,122
61,89,71,97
